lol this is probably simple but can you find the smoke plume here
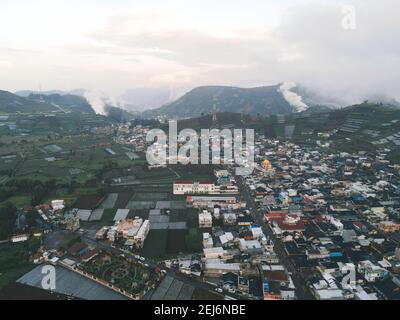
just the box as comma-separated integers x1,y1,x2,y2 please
279,82,309,113
84,90,108,115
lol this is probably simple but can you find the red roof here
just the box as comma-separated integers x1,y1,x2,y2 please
265,212,287,221
264,271,289,282
276,220,306,231
353,221,365,229
81,249,99,261
68,242,87,255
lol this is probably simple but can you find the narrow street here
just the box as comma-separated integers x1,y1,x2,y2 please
235,175,315,300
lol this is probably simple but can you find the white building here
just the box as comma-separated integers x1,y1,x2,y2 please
251,226,264,239
174,181,215,195
204,247,225,259
213,207,220,219
111,218,151,249
219,232,234,246
107,227,117,242
203,233,214,248
239,239,262,253
357,260,388,282
223,213,237,225
96,226,109,240
199,210,213,228
214,170,229,178
174,180,238,195
205,261,241,276
11,234,29,243
187,196,245,209
51,200,65,211
134,220,150,249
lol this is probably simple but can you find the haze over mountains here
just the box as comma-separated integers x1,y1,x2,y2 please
1,83,399,119
140,82,374,119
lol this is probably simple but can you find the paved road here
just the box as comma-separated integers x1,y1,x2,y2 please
235,175,315,300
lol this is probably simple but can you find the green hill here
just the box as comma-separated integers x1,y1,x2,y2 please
28,93,94,114
0,90,56,114
142,85,295,118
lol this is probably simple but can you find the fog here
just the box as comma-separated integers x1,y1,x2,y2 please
1,0,399,106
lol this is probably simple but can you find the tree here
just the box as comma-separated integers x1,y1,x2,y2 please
0,202,17,240
26,210,39,228
185,228,202,252
31,184,46,206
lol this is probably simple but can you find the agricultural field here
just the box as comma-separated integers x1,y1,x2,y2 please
0,113,151,209
0,238,40,290
142,230,169,258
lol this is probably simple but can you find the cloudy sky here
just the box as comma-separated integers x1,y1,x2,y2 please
0,0,399,102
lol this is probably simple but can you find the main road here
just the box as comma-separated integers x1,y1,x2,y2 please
235,175,315,300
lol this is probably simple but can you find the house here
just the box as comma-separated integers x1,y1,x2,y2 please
187,196,245,209
51,200,65,211
223,213,237,225
173,180,216,195
205,261,241,276
219,232,234,246
250,226,264,239
275,215,306,233
11,234,29,243
204,247,225,259
237,215,254,226
214,170,229,178
379,221,400,233
239,239,263,254
221,272,238,290
96,226,109,240
112,218,150,248
199,211,213,228
64,213,80,232
238,276,249,294
263,280,282,300
358,260,389,282
133,220,150,248
203,233,214,248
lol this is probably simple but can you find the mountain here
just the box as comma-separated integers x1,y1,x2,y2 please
1,90,134,120
141,84,314,119
0,90,57,113
106,106,137,122
15,88,87,98
27,93,94,113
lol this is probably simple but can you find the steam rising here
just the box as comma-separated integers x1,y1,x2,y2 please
84,90,108,115
279,82,309,113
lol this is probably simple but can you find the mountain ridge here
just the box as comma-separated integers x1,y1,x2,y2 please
141,84,299,119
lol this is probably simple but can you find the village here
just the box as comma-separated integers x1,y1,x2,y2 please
2,119,399,301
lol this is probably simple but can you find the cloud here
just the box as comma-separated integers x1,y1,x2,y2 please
1,0,400,104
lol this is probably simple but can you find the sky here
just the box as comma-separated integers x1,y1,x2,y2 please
0,0,399,103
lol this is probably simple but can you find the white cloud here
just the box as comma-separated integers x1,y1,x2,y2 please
0,0,399,103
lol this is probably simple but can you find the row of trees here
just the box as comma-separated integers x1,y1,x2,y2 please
0,202,17,240
1,177,104,206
